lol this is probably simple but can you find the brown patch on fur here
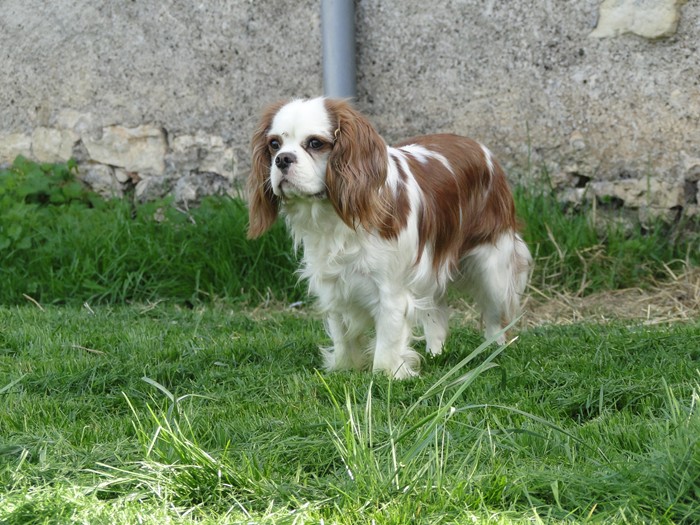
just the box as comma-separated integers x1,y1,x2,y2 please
377,154,410,239
395,134,519,272
247,100,287,239
323,99,401,236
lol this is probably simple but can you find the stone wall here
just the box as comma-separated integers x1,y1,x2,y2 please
1,0,698,220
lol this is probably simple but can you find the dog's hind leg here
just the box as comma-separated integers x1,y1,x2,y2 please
460,233,531,344
420,302,450,356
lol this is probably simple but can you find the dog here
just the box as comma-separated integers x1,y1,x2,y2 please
247,97,531,378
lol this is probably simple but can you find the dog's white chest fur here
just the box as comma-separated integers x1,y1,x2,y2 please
286,201,386,313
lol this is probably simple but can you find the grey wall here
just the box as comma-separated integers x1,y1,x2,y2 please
1,0,698,220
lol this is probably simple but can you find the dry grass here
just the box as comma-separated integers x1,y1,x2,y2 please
453,265,700,330
526,265,700,326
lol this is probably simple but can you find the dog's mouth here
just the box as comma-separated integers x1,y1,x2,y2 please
277,181,327,201
280,190,327,201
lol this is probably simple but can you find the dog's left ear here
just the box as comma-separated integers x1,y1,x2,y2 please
247,101,286,239
324,99,391,233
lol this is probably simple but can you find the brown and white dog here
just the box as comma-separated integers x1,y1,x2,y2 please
248,97,531,378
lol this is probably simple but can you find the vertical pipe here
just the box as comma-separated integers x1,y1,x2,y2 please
321,0,357,99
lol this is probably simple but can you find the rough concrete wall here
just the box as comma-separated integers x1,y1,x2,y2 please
1,0,698,221
0,0,322,200
356,0,699,221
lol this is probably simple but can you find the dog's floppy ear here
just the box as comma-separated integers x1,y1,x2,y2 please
324,99,391,233
247,101,286,239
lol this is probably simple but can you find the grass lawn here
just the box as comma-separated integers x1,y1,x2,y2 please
2,158,699,522
1,304,699,524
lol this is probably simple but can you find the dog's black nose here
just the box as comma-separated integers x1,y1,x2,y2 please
275,152,297,171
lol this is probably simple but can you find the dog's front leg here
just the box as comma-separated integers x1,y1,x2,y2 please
372,296,420,379
322,311,371,372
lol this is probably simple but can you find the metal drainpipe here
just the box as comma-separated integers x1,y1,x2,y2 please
321,0,357,99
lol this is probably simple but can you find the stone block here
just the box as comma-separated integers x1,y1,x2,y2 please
168,132,235,181
591,0,687,39
681,151,700,180
81,162,122,198
113,167,132,184
83,125,166,175
55,109,99,136
134,175,171,202
591,179,685,209
31,127,78,163
172,172,231,204
0,133,32,163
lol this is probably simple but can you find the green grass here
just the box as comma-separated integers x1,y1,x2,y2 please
1,305,699,523
1,157,698,306
1,158,699,523
0,164,300,305
514,183,698,295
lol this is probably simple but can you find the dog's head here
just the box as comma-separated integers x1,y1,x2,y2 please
247,97,389,238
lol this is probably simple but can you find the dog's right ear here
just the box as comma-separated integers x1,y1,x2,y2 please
247,101,286,239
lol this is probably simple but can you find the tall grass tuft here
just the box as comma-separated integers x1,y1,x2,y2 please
94,379,276,518
322,333,512,506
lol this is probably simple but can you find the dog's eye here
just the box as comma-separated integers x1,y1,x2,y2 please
269,139,281,151
307,138,324,150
